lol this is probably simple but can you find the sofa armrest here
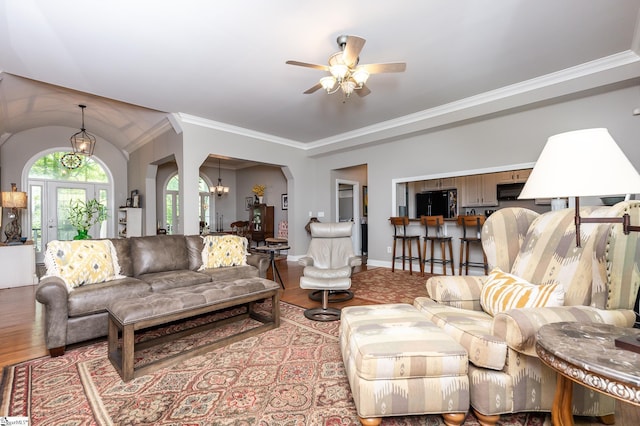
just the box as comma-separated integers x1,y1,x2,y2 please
426,275,488,311
298,256,313,267
492,306,637,357
246,254,269,278
35,276,70,349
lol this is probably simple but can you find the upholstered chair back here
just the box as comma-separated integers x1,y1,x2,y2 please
481,208,539,272
588,201,640,310
306,222,355,270
483,201,640,310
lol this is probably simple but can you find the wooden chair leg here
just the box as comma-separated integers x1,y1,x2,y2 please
408,239,413,275
430,239,435,274
391,239,397,272
417,238,423,275
465,240,471,275
448,240,455,275
459,240,465,275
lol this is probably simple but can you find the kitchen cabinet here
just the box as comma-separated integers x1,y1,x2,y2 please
118,208,142,238
461,174,499,207
249,204,274,244
499,169,531,183
422,177,457,191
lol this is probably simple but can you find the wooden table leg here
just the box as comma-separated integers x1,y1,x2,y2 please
552,373,574,426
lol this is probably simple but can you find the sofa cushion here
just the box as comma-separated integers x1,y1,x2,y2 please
107,238,133,277
185,235,204,271
414,297,507,370
130,235,189,276
200,235,248,269
138,269,211,292
199,264,259,281
67,276,151,317
480,267,564,317
44,239,125,291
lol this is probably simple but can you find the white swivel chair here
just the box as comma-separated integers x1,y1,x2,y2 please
298,222,362,321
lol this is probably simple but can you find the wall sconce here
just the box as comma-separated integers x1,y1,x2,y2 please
2,183,28,243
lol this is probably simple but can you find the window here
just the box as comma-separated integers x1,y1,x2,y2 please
164,174,212,235
27,151,111,262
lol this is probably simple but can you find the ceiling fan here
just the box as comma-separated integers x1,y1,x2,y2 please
286,35,406,99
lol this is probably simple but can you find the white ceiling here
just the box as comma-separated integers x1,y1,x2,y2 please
1,0,640,158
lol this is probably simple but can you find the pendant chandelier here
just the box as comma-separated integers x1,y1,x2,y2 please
211,158,229,197
69,104,96,156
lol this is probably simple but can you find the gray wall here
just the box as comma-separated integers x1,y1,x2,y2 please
2,84,639,266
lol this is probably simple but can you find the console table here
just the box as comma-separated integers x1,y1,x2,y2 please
536,322,640,426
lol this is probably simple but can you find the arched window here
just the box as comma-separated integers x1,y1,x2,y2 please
28,152,111,261
164,174,212,234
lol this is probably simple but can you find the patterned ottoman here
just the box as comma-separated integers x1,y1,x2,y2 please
340,304,469,426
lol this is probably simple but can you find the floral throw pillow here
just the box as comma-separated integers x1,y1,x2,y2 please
200,235,248,269
480,267,565,317
43,239,124,291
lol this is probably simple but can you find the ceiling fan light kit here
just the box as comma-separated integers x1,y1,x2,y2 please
287,34,406,99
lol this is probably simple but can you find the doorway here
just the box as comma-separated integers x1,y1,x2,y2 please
335,179,361,255
27,151,112,263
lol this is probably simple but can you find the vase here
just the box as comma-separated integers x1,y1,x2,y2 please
74,229,91,240
258,196,264,204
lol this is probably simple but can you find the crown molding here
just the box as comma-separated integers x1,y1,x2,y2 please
178,113,307,149
173,51,640,155
304,50,640,153
124,115,176,154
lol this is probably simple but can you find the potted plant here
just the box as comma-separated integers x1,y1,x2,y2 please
252,184,266,204
66,199,108,240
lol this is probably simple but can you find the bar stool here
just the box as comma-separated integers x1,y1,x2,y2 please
458,215,488,275
421,215,455,275
390,217,421,275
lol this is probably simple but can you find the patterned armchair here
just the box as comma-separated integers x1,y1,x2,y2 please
414,201,640,425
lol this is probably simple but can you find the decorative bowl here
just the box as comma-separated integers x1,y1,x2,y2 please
600,196,625,206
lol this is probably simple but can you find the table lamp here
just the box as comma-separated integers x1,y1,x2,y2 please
2,183,28,243
518,128,640,246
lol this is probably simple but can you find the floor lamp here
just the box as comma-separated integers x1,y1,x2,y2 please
518,128,640,247
2,183,28,243
519,128,640,352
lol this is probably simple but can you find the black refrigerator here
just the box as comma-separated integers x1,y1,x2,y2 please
416,189,457,218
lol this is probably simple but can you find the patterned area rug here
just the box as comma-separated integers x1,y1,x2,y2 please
350,267,432,304
1,301,547,425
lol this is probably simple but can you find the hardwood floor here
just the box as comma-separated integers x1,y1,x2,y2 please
1,259,638,425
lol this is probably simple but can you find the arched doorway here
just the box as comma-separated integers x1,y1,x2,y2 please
28,151,112,262
164,174,214,235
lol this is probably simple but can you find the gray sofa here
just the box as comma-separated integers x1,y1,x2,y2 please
36,234,270,356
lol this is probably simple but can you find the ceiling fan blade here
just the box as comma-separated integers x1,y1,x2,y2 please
361,62,407,74
342,35,366,66
356,84,371,97
286,60,329,71
303,83,323,94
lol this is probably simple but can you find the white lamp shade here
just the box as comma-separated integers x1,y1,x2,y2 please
519,128,640,199
320,76,336,91
352,67,369,86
